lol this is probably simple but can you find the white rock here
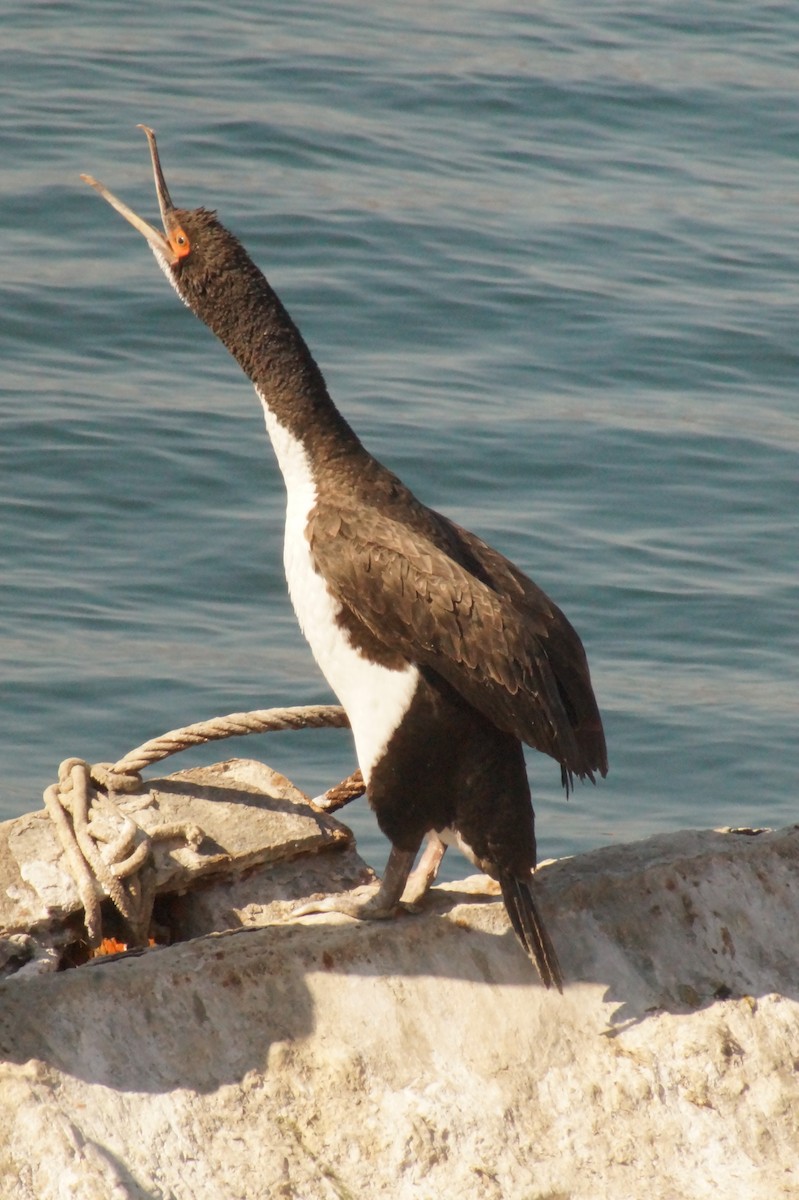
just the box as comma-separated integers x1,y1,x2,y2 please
0,771,797,1199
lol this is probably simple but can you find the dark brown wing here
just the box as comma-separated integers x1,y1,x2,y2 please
438,514,608,783
309,503,606,784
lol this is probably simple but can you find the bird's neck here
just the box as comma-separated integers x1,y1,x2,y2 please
196,259,366,478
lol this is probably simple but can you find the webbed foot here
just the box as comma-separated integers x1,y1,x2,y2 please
293,844,420,923
294,882,400,921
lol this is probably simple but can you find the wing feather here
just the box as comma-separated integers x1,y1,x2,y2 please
309,502,606,780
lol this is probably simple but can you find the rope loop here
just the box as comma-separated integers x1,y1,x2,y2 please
42,704,365,952
90,762,144,795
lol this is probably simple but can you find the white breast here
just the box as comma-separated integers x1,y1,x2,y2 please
257,391,419,782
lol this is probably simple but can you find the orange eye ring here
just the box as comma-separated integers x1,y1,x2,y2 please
169,227,191,259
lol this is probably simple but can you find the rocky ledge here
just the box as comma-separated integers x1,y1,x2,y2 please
0,759,797,1199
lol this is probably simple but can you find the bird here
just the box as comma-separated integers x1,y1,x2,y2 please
82,127,607,991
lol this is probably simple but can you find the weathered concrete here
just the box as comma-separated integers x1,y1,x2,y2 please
0,767,797,1199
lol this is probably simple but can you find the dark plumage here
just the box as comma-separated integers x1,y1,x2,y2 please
82,128,607,991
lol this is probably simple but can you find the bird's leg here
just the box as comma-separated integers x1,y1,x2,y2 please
400,832,448,907
294,843,420,921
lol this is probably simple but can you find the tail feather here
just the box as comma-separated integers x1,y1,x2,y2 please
500,874,563,993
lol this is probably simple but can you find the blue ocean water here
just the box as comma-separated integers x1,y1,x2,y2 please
1,1,797,878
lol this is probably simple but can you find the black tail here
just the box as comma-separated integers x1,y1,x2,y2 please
500,874,563,993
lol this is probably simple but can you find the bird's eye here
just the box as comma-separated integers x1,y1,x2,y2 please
170,227,191,259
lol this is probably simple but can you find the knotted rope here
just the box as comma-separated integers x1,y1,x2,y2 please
43,704,365,949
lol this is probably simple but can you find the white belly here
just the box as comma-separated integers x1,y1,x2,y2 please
258,394,419,782
437,826,482,869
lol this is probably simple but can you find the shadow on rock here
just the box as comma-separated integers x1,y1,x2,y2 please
0,824,796,1094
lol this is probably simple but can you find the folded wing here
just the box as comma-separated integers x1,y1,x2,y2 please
309,503,607,788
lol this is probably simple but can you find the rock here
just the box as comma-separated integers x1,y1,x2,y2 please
1,758,357,966
0,766,798,1198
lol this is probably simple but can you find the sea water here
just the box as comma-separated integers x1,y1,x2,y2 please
1,0,797,876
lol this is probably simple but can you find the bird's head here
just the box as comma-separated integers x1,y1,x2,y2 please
81,126,259,327
82,127,332,401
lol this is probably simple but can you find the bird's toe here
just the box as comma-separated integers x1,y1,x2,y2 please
293,884,399,922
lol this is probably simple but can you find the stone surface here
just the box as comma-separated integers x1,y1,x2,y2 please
0,773,798,1199
1,758,354,967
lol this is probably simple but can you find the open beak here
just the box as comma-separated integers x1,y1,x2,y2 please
81,126,181,266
